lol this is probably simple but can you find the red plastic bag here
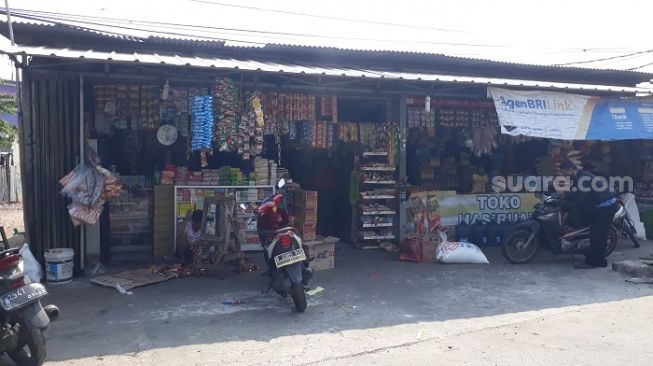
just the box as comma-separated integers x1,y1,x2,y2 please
398,236,423,263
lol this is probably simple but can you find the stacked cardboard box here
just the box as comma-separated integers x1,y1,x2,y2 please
201,169,220,185
294,190,318,241
253,157,269,185
174,167,188,185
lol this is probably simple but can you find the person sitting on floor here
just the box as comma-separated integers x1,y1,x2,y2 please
175,210,203,264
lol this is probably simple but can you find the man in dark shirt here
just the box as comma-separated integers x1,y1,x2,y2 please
559,161,618,269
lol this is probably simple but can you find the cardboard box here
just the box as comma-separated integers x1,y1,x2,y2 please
294,190,318,207
421,236,440,263
295,190,318,201
297,222,316,241
294,210,317,224
293,201,317,214
304,239,335,271
293,191,317,211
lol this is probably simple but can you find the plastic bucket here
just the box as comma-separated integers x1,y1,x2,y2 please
44,248,74,284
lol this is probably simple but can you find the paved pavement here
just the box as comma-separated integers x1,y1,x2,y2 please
6,240,653,366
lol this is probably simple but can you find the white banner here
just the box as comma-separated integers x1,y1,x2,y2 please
488,87,598,140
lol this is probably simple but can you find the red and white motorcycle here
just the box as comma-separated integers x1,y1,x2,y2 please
243,179,312,312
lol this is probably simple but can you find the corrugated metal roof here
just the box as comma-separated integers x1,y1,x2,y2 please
5,44,647,94
4,17,653,79
3,17,143,43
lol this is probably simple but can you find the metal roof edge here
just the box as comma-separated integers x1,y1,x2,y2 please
3,45,649,95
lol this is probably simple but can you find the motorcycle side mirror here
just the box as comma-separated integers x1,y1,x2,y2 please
277,178,286,189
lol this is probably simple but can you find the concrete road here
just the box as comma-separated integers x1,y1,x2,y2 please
12,241,653,366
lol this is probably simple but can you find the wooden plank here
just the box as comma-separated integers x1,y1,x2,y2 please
91,269,175,291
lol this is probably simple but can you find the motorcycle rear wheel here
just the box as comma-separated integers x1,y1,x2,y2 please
502,229,539,264
605,229,618,257
291,283,307,313
8,322,47,366
623,217,640,248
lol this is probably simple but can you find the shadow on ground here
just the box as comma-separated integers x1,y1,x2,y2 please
12,239,653,364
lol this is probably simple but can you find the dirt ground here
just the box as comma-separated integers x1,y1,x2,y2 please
0,202,24,244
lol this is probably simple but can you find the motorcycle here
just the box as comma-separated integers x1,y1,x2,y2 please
615,194,640,248
244,178,312,312
0,245,60,366
501,192,626,264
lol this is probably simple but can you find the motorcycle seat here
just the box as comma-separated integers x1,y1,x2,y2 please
275,226,296,235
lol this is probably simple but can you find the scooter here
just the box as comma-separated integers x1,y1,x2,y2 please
244,178,312,312
615,194,640,248
0,245,60,366
501,192,626,264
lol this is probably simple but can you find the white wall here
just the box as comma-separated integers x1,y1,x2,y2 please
0,56,15,82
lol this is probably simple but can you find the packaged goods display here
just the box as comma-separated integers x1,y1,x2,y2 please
190,95,214,151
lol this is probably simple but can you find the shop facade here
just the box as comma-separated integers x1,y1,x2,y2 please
3,23,653,271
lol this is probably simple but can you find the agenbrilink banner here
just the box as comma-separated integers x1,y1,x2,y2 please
489,87,653,140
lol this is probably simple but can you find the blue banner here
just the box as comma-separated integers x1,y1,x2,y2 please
586,98,653,140
490,87,653,140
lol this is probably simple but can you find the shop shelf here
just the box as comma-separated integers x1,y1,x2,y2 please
362,223,394,228
361,166,395,172
363,151,388,156
362,180,396,185
361,235,395,240
360,210,396,215
361,195,396,200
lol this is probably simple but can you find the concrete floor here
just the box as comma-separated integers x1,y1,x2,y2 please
10,240,653,366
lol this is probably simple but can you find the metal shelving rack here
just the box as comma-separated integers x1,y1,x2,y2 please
354,150,399,248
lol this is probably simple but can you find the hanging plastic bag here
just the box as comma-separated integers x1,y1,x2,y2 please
20,243,43,283
60,163,106,206
623,193,646,240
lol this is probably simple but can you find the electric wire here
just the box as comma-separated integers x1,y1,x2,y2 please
2,8,517,48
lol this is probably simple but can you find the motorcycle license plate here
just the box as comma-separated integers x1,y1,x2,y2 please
0,283,48,311
274,248,306,268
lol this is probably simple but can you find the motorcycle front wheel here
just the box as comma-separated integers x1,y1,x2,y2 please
622,216,640,248
8,321,47,366
502,228,539,264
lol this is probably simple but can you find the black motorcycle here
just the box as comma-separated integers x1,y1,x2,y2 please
0,246,59,366
502,193,625,264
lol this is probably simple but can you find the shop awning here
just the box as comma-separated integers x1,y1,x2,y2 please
2,43,650,95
